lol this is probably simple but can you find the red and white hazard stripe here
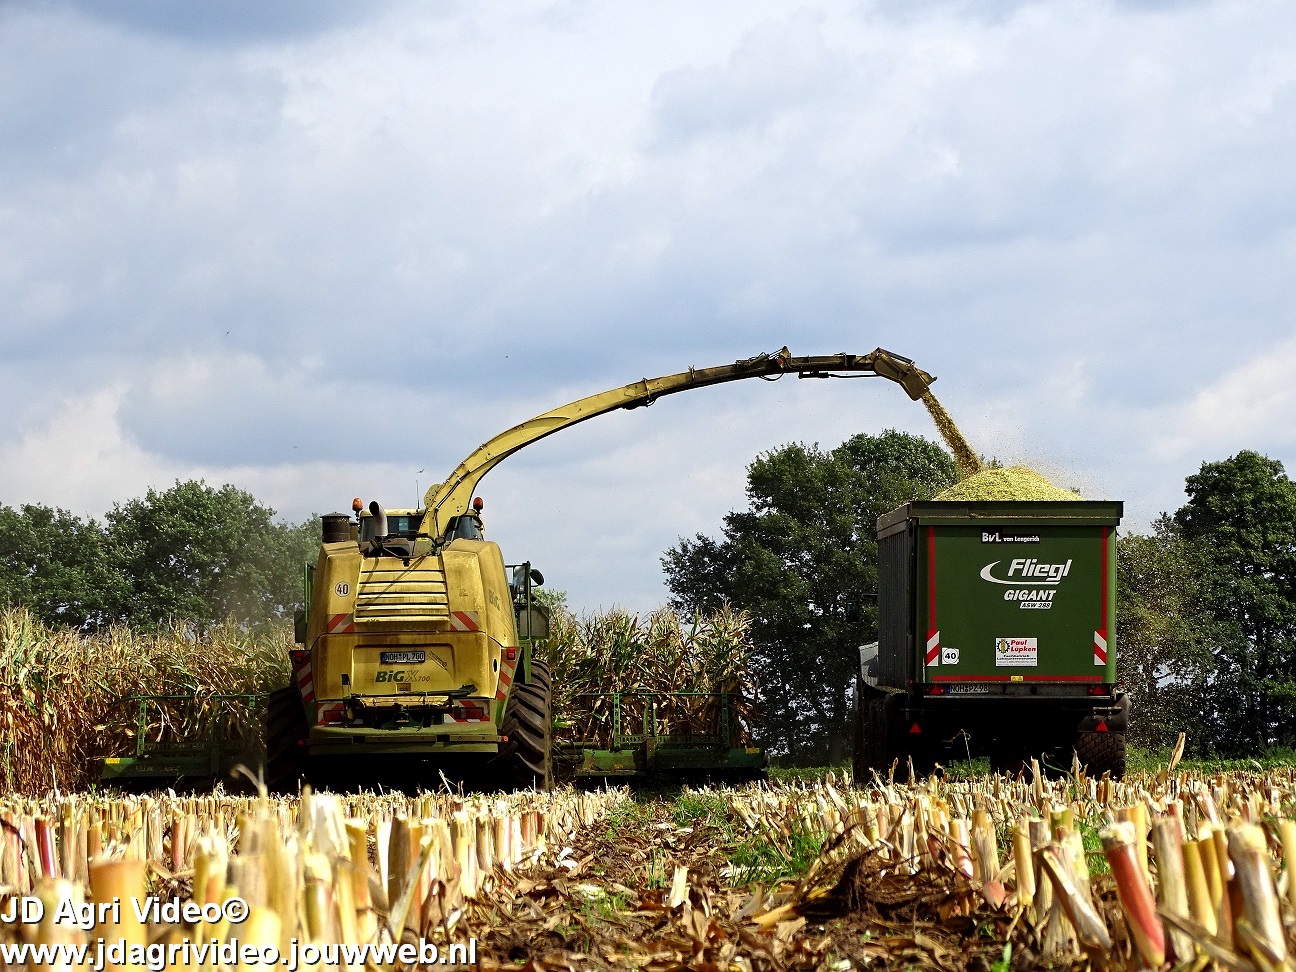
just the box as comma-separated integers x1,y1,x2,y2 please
1096,528,1110,667
327,613,355,634
1093,630,1108,666
926,631,940,666
445,700,491,723
291,651,315,703
448,611,480,632
495,650,519,701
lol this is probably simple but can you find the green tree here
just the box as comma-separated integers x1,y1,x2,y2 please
1116,516,1217,748
105,481,318,630
663,431,957,763
1173,450,1296,751
0,504,126,628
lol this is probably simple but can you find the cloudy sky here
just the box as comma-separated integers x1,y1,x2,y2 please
2,0,1294,610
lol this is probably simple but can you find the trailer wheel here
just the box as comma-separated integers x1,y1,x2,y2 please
865,695,902,781
878,697,936,783
495,659,553,791
264,686,309,794
852,677,871,785
1074,730,1126,779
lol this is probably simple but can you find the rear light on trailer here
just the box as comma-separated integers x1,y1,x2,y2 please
290,650,310,668
1087,685,1108,696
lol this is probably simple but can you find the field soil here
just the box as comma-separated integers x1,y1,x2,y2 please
456,786,1029,971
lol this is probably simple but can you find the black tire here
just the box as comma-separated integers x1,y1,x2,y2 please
528,656,552,691
264,686,310,794
861,695,893,781
1074,730,1126,779
494,659,552,791
879,696,935,783
852,678,869,784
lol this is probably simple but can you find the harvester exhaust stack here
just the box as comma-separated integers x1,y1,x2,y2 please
368,501,387,539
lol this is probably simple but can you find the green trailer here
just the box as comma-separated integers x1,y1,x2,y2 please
854,500,1128,779
99,693,265,790
556,689,767,783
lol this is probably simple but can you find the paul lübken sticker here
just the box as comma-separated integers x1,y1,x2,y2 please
995,637,1038,667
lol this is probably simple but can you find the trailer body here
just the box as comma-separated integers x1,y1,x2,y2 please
856,500,1128,777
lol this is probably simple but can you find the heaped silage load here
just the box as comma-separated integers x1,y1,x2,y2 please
935,465,1081,501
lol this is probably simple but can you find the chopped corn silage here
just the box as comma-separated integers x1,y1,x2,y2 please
935,464,1082,501
920,391,983,478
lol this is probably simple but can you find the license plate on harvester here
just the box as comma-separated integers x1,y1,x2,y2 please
380,651,426,665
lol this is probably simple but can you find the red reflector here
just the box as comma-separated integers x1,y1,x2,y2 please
909,723,922,735
500,735,509,743
1095,720,1108,732
505,647,517,660
924,685,946,695
1087,685,1107,695
290,650,310,667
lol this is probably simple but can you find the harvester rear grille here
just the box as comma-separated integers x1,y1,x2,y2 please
355,557,451,624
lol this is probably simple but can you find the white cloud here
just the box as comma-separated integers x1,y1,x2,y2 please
0,388,170,513
1153,337,1296,460
3,0,1296,606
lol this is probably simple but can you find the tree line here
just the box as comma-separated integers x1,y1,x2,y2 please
0,481,318,631
4,444,1293,760
665,435,1296,761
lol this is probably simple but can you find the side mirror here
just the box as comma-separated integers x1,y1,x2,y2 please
530,569,544,587
858,642,880,688
293,608,307,645
516,603,550,640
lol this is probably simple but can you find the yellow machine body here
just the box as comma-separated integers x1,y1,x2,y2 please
300,515,522,756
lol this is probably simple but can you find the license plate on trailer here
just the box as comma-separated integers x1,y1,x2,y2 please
946,684,990,695
380,651,426,665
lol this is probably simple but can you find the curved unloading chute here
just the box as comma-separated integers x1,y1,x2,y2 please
422,347,936,536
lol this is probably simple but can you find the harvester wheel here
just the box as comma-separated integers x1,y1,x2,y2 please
496,659,552,791
264,686,309,794
528,656,552,691
1074,730,1126,779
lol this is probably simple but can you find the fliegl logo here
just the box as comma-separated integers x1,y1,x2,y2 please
980,558,1072,609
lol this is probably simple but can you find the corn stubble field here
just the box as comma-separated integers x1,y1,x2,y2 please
8,575,1296,967
5,617,1296,969
6,757,1296,971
